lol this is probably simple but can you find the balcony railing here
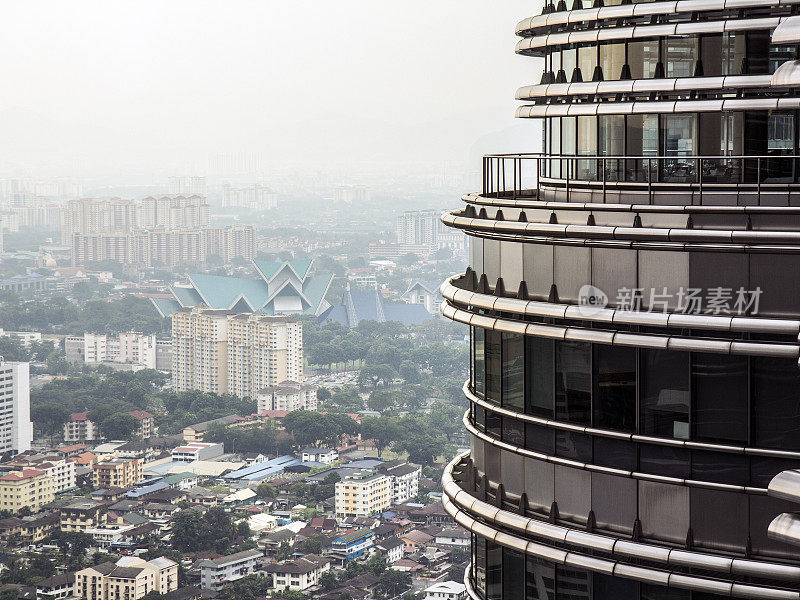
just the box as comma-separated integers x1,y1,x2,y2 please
482,153,800,205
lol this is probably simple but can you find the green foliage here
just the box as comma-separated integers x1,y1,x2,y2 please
204,421,278,454
100,412,140,440
170,507,251,554
360,416,401,456
282,410,358,448
218,574,272,600
375,569,412,598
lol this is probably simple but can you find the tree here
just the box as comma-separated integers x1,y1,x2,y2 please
320,572,338,591
170,507,244,554
100,412,140,440
141,593,166,600
398,252,421,266
361,417,400,456
376,569,412,598
398,360,421,384
367,389,400,413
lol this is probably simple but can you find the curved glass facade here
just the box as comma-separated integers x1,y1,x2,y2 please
441,2,800,599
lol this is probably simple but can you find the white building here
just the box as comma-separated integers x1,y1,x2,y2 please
264,554,331,591
301,448,338,464
434,528,471,548
85,524,136,550
221,183,278,211
65,333,107,363
3,454,76,494
171,442,224,463
381,461,422,505
401,280,442,316
335,471,392,519
423,581,467,600
0,361,32,455
65,332,157,369
375,537,404,564
63,411,97,442
257,381,317,413
198,549,263,590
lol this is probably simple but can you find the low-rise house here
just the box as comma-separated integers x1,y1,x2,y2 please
423,581,467,600
374,536,404,564
329,528,374,564
182,415,240,442
197,549,263,590
301,447,339,464
59,500,108,532
171,442,224,463
85,524,136,550
434,528,470,548
74,556,178,599
401,529,433,554
36,572,75,600
390,558,425,574
63,411,97,442
260,528,298,556
129,410,155,438
264,554,331,591
2,453,76,494
92,457,143,489
17,512,59,542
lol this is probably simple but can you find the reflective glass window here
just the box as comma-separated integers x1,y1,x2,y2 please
556,566,591,600
593,436,637,471
666,35,697,78
475,536,486,598
768,112,795,153
562,48,577,83
503,416,525,447
599,115,625,182
753,357,800,451
502,548,525,600
556,430,592,462
593,345,636,432
486,541,502,600
641,585,690,600
526,422,555,454
600,41,625,81
700,34,723,78
639,443,690,478
556,341,591,425
640,350,690,439
576,116,597,180
473,326,485,397
485,409,502,439
746,30,770,75
577,45,597,82
549,117,562,178
526,337,555,418
485,329,502,404
526,556,555,600
627,114,659,182
693,353,748,444
692,450,748,486
628,39,660,79
502,332,524,411
661,115,697,183
723,32,746,76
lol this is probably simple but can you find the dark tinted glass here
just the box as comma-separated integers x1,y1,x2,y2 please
526,422,555,455
475,536,486,599
526,556,555,600
753,357,800,451
593,573,638,599
641,585,690,600
555,566,591,600
486,541,502,600
473,327,485,397
639,443,690,478
502,333,525,411
750,456,800,488
503,416,525,447
556,341,591,425
485,330,502,405
593,436,638,471
475,405,486,430
502,548,525,600
556,430,592,462
692,450,748,486
640,350,690,439
693,353,748,443
485,409,502,439
593,345,636,432
526,337,555,418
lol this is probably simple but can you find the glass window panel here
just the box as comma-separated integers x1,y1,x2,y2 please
562,48,577,83
526,556,555,600
750,456,800,488
626,114,659,183
593,573,638,599
770,46,797,75
576,116,597,180
768,112,795,153
551,49,562,79
475,405,486,430
600,41,626,81
700,34,723,78
628,39,660,80
640,350,690,439
641,585,690,600
503,416,525,447
661,115,697,183
549,117,562,178
593,436,637,471
562,117,577,156
502,333,524,411
526,422,555,454
473,326,485,398
526,337,555,418
723,32,746,76
593,345,636,432
475,536,487,599
746,30,770,75
693,353,748,443
639,444,690,478
486,409,502,439
485,329,502,404
555,566,591,600
502,548,525,600
486,542,502,600
692,450,748,486
666,36,697,78
754,357,800,451
599,115,625,182
556,430,592,462
556,341,591,425
577,45,597,82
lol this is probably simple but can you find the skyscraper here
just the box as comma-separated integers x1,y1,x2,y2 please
441,4,800,599
0,361,32,455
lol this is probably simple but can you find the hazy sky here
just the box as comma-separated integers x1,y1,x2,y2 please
0,1,542,181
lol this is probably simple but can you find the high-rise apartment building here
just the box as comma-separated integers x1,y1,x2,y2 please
61,197,139,245
139,194,210,229
221,182,278,211
335,471,392,519
441,6,800,600
168,175,207,195
171,307,303,399
0,361,32,455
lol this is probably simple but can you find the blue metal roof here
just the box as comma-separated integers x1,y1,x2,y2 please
224,455,299,480
188,273,270,309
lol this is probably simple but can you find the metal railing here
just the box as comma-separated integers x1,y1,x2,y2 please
482,153,800,205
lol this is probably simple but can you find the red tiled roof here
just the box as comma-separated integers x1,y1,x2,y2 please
70,411,90,421
0,469,46,481
129,410,153,420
